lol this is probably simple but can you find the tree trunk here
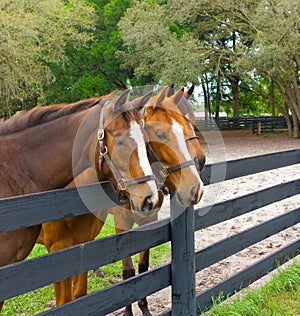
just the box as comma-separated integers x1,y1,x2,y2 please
228,76,240,129
201,76,211,120
231,78,240,119
270,82,276,117
215,75,221,120
291,111,299,138
283,113,293,138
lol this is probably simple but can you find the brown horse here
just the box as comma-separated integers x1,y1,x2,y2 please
0,90,160,312
37,86,205,314
112,85,205,316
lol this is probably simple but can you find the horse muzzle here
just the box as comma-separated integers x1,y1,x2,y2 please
130,194,159,218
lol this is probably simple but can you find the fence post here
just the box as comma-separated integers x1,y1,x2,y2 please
170,193,196,315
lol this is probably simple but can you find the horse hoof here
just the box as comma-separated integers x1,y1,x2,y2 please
93,268,105,278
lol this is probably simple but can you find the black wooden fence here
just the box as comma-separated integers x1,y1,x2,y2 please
0,149,299,315
195,116,292,133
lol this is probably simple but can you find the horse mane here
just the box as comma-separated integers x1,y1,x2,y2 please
0,96,110,136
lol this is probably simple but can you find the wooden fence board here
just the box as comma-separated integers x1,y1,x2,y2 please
40,265,171,316
195,240,300,313
195,179,300,230
195,208,300,272
170,198,195,315
0,182,122,232
201,149,300,185
0,219,170,301
161,240,300,316
1,149,298,232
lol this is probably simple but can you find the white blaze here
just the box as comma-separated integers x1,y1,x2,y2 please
171,119,200,179
129,121,157,194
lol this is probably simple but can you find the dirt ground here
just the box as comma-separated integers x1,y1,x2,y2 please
110,130,300,316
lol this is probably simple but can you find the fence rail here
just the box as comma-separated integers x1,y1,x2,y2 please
195,116,292,133
0,149,299,315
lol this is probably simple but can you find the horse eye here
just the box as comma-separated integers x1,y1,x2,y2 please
115,138,124,146
156,131,167,141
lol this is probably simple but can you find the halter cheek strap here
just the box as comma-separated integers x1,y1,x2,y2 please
185,135,199,142
97,103,156,201
146,142,196,196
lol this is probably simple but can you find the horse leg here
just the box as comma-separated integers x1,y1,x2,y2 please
137,249,152,316
54,278,72,306
50,241,73,306
121,256,136,316
72,272,88,300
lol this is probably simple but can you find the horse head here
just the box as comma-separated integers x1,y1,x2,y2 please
142,86,204,206
168,85,206,172
74,90,159,217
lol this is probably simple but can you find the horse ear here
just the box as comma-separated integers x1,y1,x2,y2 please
113,89,130,113
170,88,184,106
131,91,153,117
167,84,175,97
134,91,153,109
185,84,195,100
155,86,169,107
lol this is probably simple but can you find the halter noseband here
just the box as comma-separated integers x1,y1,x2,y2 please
146,135,197,195
97,102,156,201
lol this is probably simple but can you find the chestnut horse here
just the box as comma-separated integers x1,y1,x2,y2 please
37,86,205,315
0,90,160,312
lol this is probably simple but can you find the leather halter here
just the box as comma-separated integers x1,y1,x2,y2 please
185,135,199,142
97,101,156,201
146,135,197,195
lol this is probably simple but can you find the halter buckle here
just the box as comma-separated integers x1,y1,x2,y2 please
160,167,169,178
117,178,127,191
159,186,169,196
97,128,105,140
100,145,108,156
140,119,145,128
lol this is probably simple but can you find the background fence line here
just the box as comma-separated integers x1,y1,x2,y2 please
195,116,292,133
0,149,299,315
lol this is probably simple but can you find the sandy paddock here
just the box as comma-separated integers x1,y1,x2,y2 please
110,130,300,316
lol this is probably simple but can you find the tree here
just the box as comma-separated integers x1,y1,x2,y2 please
119,0,300,136
118,1,206,86
118,1,252,120
235,0,300,137
0,0,95,114
43,0,134,105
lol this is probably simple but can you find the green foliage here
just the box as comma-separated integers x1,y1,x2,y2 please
42,0,134,105
1,0,300,129
0,0,95,111
118,0,300,132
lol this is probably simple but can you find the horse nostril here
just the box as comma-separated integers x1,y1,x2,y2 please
190,185,198,204
142,195,154,213
194,156,205,172
194,157,200,172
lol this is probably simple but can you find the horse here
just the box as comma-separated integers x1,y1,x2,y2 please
37,85,205,315
110,84,206,315
0,89,160,312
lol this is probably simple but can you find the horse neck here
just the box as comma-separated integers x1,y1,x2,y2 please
0,110,94,196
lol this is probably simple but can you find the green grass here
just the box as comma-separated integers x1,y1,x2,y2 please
201,260,300,316
2,214,170,315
